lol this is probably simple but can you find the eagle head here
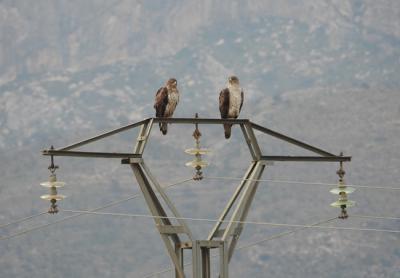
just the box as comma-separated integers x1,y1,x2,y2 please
166,78,178,89
228,76,240,85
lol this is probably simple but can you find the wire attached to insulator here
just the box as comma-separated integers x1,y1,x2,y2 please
330,152,355,219
185,113,211,180
40,146,66,214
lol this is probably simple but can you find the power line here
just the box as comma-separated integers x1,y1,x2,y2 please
0,178,193,241
206,176,400,191
2,176,398,242
236,217,338,250
140,213,399,277
2,177,398,233
351,214,400,221
0,212,48,229
140,216,338,278
56,210,400,234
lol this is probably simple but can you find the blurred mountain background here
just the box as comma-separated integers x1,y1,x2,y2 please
0,0,399,277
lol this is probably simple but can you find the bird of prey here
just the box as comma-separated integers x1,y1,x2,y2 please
219,76,244,139
154,78,179,135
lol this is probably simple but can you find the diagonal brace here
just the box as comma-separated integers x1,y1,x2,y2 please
221,161,265,262
130,163,185,278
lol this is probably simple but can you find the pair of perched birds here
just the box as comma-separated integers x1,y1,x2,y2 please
154,76,244,139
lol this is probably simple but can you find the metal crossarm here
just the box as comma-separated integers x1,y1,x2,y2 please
58,119,150,151
250,122,336,157
261,155,351,162
153,117,249,125
42,150,142,158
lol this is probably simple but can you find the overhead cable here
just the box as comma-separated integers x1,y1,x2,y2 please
206,176,400,191
57,210,400,234
140,216,338,278
0,177,193,241
0,212,48,229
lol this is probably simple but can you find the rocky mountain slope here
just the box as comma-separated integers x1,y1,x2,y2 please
1,1,399,277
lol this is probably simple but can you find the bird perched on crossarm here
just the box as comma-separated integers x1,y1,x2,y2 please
154,78,180,135
219,76,244,139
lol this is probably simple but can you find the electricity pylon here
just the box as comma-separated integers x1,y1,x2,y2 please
42,117,351,278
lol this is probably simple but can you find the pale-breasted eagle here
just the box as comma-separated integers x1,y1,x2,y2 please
154,78,179,135
219,76,244,139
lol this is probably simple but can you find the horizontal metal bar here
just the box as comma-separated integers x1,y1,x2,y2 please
261,156,351,162
121,158,144,164
177,241,193,249
152,117,250,125
197,240,224,248
157,225,186,235
55,118,247,151
42,149,142,159
250,122,336,157
213,229,226,238
58,119,150,151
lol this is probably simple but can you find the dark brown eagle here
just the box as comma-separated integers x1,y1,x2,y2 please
219,76,244,139
154,78,179,135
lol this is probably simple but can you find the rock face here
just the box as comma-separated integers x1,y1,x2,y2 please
0,1,399,277
1,0,399,82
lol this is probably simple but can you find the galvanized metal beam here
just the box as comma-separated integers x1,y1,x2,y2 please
250,122,336,157
46,117,342,163
227,165,265,262
133,119,154,155
42,149,142,159
58,119,150,151
244,122,262,160
157,225,186,235
219,241,229,278
40,116,352,278
130,163,185,278
175,246,184,278
201,247,210,278
141,162,193,241
221,161,265,261
240,124,257,160
121,157,143,164
190,240,227,278
153,117,249,125
192,240,201,278
207,162,257,240
261,155,351,162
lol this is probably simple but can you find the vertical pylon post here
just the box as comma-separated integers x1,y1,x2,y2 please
175,245,185,278
189,240,227,278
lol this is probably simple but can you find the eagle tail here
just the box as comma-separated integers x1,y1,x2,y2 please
160,122,168,135
223,123,232,139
